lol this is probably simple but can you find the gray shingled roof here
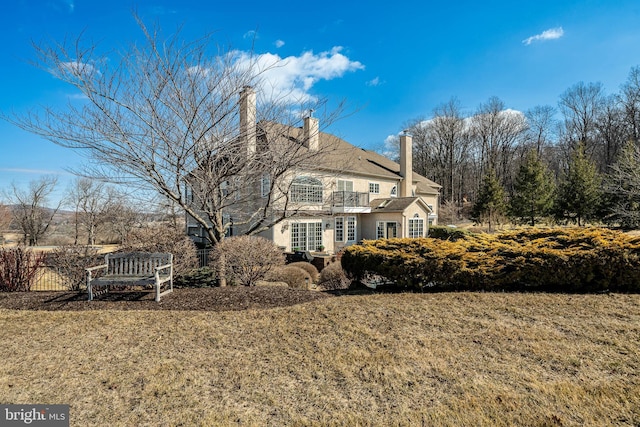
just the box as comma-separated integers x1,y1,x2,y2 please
259,121,441,195
370,197,433,213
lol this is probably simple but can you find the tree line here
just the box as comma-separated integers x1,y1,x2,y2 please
0,176,179,246
395,66,640,229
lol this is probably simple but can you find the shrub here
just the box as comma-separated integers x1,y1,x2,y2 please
317,262,350,290
265,266,312,289
120,224,198,276
174,267,217,288
0,247,46,292
428,225,471,241
210,236,285,286
47,245,102,291
287,261,319,283
341,228,640,293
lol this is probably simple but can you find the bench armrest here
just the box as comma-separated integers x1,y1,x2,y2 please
86,264,108,273
155,263,173,272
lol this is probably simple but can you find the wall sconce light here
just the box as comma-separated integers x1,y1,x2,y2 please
281,223,289,233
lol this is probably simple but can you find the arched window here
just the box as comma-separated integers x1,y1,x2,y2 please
291,176,323,204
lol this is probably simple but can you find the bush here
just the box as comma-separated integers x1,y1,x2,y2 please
0,247,46,292
47,245,102,291
210,236,285,286
265,266,312,289
287,261,319,283
174,267,217,288
428,225,470,241
120,224,198,276
317,262,350,290
341,228,640,293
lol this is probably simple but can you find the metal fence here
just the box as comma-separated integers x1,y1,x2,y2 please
196,248,212,268
32,266,78,291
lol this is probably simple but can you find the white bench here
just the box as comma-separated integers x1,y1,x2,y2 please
86,252,173,302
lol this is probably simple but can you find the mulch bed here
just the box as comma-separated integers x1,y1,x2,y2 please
0,287,334,312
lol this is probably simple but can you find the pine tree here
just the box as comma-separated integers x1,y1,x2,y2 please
604,141,640,228
510,150,556,226
556,143,602,226
472,168,506,232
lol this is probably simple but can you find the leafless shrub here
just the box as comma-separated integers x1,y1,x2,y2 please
210,236,285,286
47,245,102,291
265,266,312,290
120,224,198,276
288,261,319,283
317,262,350,290
0,247,46,292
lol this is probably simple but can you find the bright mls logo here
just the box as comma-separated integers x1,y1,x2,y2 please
1,405,69,426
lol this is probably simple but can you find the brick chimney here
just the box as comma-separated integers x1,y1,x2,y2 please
399,132,413,197
303,113,319,151
239,86,256,156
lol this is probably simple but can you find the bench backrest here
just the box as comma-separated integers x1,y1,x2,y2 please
105,252,173,276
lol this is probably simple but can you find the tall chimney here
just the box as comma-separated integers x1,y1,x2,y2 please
399,132,413,197
303,114,319,151
239,86,256,156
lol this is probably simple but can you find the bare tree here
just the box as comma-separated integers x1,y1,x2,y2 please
5,176,60,246
7,16,346,246
595,95,627,171
66,178,120,245
524,105,557,156
407,98,469,205
620,66,640,146
558,81,605,159
469,97,527,191
0,204,11,244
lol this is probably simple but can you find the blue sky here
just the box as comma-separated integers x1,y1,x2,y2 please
1,0,640,203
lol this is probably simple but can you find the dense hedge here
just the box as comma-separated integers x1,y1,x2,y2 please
341,228,640,293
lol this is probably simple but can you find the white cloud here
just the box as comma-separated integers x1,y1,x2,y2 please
235,46,364,103
274,40,285,48
366,77,382,87
523,27,564,45
243,30,258,40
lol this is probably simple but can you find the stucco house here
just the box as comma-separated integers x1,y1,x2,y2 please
186,87,441,253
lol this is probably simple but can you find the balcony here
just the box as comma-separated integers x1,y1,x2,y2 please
330,191,371,213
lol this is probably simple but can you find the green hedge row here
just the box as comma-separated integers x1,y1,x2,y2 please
341,228,640,293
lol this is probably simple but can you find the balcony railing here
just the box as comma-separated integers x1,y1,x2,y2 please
331,191,370,208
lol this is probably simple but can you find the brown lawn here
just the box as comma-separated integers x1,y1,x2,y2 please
0,289,639,426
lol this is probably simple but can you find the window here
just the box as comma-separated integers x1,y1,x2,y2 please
347,216,356,241
261,174,270,198
369,182,380,194
335,217,344,242
337,180,353,192
390,185,397,197
291,221,323,251
376,221,398,239
291,176,323,204
408,216,424,238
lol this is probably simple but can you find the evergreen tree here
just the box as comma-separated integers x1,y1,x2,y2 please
604,141,640,228
556,143,602,226
472,168,506,232
509,150,556,226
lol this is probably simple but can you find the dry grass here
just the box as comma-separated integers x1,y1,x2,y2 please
1,292,639,426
